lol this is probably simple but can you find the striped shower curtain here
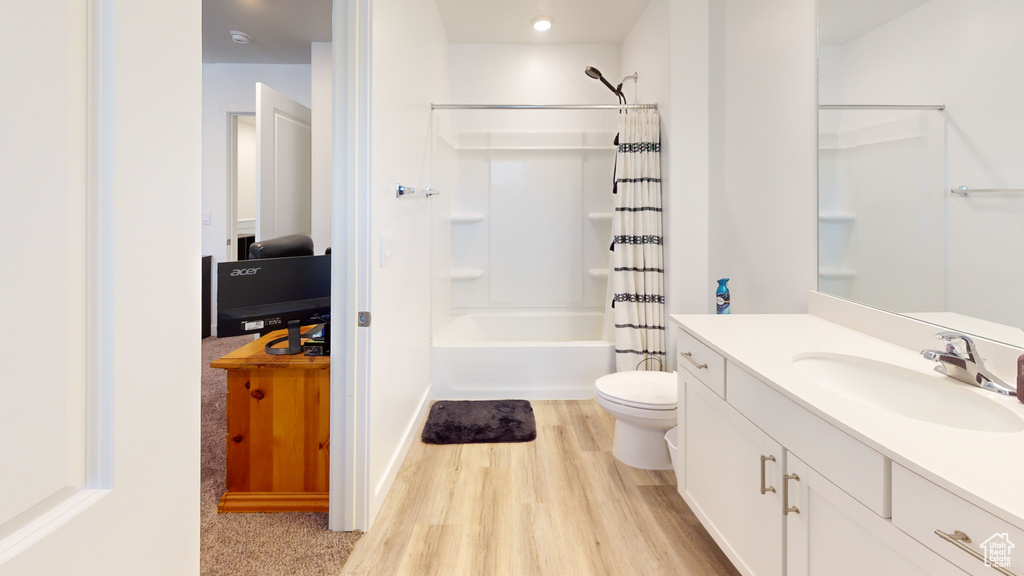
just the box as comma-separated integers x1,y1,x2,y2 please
605,110,665,372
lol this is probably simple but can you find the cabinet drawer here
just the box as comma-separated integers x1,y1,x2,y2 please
892,464,1024,576
727,362,890,518
676,328,725,398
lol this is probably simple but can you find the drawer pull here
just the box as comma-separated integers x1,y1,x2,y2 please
783,472,800,515
681,352,708,370
935,529,1015,576
760,454,776,494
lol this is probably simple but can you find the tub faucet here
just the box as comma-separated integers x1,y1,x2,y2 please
920,331,1016,395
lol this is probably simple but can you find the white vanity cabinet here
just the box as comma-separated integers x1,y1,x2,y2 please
892,464,1024,576
675,323,974,576
785,454,966,576
684,371,785,576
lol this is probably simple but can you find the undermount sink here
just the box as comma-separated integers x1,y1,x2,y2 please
792,352,1024,433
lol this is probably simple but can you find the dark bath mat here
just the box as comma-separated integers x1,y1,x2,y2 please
421,400,537,445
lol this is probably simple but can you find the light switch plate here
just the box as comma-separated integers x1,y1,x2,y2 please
381,232,393,267
202,209,212,225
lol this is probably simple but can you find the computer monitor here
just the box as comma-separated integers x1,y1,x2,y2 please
216,254,330,338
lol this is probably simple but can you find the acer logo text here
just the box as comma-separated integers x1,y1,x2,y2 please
230,267,261,277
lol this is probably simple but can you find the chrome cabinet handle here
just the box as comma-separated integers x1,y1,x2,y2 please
935,529,1015,575
783,472,800,515
681,352,708,370
760,454,776,494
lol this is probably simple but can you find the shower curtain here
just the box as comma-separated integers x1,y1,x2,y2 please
605,110,665,372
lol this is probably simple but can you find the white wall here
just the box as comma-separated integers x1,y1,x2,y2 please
201,63,312,263
366,0,450,526
311,42,333,254
668,0,713,320
828,0,1024,329
449,44,621,132
706,0,818,313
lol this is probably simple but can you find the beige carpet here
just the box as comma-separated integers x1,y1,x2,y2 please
201,335,362,576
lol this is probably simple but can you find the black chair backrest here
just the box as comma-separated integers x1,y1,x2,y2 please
248,234,315,259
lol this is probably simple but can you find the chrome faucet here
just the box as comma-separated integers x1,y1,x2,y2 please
921,331,1016,395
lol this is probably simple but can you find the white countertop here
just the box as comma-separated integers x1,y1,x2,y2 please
671,313,1024,528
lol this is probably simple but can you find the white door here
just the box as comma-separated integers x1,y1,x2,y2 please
256,82,313,241
0,2,200,574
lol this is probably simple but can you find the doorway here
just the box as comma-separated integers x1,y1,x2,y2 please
228,112,256,262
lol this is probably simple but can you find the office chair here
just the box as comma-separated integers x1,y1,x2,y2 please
248,234,315,259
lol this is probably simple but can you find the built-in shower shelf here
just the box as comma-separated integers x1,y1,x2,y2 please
450,269,484,281
818,212,856,222
588,268,609,279
818,267,857,279
587,212,613,223
451,212,485,224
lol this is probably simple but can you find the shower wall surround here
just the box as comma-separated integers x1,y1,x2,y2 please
439,44,624,315
450,135,615,311
817,108,946,311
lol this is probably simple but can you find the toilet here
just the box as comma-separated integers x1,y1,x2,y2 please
594,371,677,470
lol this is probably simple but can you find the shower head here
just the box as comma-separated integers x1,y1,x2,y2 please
584,65,625,102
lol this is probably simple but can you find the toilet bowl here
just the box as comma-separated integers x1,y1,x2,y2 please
594,371,677,470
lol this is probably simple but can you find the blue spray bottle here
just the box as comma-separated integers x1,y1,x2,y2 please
716,278,730,314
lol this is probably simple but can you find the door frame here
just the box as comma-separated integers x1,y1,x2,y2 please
226,112,255,262
330,0,372,531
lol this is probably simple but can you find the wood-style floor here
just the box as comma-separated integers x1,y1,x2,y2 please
340,400,739,576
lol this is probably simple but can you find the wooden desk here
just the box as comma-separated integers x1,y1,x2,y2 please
210,328,329,513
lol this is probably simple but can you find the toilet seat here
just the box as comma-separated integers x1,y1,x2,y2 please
594,371,678,470
595,371,677,411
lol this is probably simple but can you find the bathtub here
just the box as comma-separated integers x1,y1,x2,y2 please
431,312,615,399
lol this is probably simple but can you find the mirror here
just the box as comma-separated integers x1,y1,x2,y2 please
817,0,1024,346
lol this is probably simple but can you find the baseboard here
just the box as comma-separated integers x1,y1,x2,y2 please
367,383,433,529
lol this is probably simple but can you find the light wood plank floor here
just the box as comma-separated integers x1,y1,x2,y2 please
341,400,739,576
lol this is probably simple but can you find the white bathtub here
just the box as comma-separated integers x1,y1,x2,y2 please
431,312,615,399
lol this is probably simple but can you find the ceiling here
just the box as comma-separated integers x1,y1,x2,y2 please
203,0,333,64
818,0,930,45
203,0,651,64
435,0,651,45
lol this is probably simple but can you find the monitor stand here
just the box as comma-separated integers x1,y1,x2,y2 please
265,320,303,355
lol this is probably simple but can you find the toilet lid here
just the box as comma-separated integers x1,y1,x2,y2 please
595,371,677,410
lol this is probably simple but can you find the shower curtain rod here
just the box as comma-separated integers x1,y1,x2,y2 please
431,103,658,111
819,104,945,111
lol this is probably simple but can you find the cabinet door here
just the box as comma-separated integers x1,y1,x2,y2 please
786,454,966,576
685,376,784,576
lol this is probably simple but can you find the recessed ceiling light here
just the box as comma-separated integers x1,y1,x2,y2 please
229,30,251,45
531,17,553,32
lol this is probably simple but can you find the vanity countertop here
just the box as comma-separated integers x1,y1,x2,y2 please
671,313,1024,528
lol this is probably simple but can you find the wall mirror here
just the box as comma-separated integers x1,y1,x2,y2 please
817,0,1024,346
